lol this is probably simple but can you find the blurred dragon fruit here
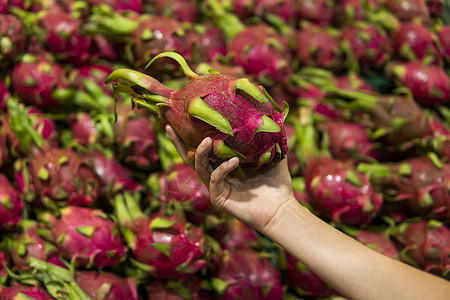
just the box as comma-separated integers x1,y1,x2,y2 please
254,0,298,24
212,248,284,300
88,0,143,13
359,156,450,222
0,79,9,111
0,174,23,231
297,0,335,26
0,284,53,299
394,219,450,278
146,0,199,22
11,56,68,109
209,216,259,251
392,22,442,64
0,249,8,285
437,25,450,64
43,206,127,268
284,251,338,298
145,276,213,300
4,220,63,270
386,61,449,106
0,0,27,14
76,271,140,300
340,21,393,71
293,23,343,73
106,52,288,174
0,14,26,65
333,0,380,25
114,192,210,279
381,0,430,24
185,23,227,63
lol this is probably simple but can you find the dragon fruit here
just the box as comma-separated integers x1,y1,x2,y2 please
11,56,68,109
185,23,227,63
203,0,255,21
358,156,450,222
394,219,449,278
230,23,292,84
0,284,53,299
284,251,338,298
212,248,284,300
294,107,383,226
68,112,100,146
114,192,210,279
386,61,450,106
146,0,199,22
0,174,23,231
392,23,442,64
145,276,213,300
425,0,444,17
0,0,27,14
43,206,127,268
209,216,259,251
293,23,343,73
333,0,380,25
69,63,114,95
340,21,393,71
0,79,9,111
381,0,430,24
0,249,8,285
75,271,140,300
297,0,335,26
254,0,298,24
437,25,450,65
88,0,143,13
4,220,63,270
106,52,288,173
0,14,26,65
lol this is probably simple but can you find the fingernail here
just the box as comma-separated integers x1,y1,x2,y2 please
228,157,237,165
200,138,208,149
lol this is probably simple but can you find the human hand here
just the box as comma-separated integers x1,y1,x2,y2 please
165,125,297,234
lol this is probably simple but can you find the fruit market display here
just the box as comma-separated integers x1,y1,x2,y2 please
0,0,449,299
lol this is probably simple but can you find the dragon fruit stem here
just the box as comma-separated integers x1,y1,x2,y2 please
146,52,199,80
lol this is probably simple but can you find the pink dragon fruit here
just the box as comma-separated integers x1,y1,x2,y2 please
76,271,140,300
254,0,298,24
0,79,9,111
358,156,450,223
43,206,127,268
146,0,199,22
293,23,343,73
69,63,114,95
386,61,449,106
437,25,450,65
352,229,399,259
203,0,255,21
0,284,53,299
394,219,449,278
88,0,143,13
114,192,210,279
11,56,68,109
145,276,213,300
0,174,23,231
340,21,393,71
381,0,430,24
0,249,8,285
209,216,259,251
297,0,335,26
185,23,227,63
333,72,376,94
0,14,26,65
4,220,64,270
320,120,377,161
393,23,442,64
284,251,338,298
106,52,288,173
0,0,27,14
0,117,8,166
230,23,292,84
425,0,444,17
333,0,380,25
68,112,99,146
212,248,284,300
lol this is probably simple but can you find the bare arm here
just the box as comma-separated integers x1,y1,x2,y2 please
166,125,450,300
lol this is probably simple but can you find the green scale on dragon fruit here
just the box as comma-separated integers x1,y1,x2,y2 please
106,51,288,177
291,106,383,226
41,206,127,269
114,192,210,280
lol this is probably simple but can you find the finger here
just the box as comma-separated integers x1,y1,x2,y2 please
194,137,213,188
165,125,192,167
209,157,239,208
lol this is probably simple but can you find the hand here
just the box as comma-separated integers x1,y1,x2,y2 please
166,125,297,234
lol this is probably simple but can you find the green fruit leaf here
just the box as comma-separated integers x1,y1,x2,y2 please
150,217,177,230
76,226,96,237
151,242,171,257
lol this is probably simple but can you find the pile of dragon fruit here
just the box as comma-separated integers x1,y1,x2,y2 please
0,0,449,299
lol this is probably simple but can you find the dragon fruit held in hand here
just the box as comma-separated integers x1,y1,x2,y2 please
106,52,288,174
43,206,127,268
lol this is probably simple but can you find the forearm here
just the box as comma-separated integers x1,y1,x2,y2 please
263,200,450,300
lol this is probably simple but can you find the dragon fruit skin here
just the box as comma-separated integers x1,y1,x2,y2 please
395,220,450,277
11,57,68,109
36,11,96,65
293,24,343,73
297,0,335,26
333,0,380,25
0,14,26,64
68,112,99,146
6,220,64,270
386,61,450,106
382,0,430,24
353,229,399,259
76,271,140,300
437,25,450,65
15,147,101,208
0,174,23,231
0,284,54,299
254,0,298,24
214,248,284,300
46,206,127,268
0,79,9,111
285,251,338,298
0,249,8,284
209,217,259,251
0,0,26,14
145,276,213,300
393,23,442,64
340,21,393,71
89,0,142,13
230,23,292,84
106,52,288,170
305,156,383,226
146,0,199,22
69,63,114,95
186,23,227,63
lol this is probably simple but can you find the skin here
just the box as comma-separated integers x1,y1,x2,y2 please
166,125,450,300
